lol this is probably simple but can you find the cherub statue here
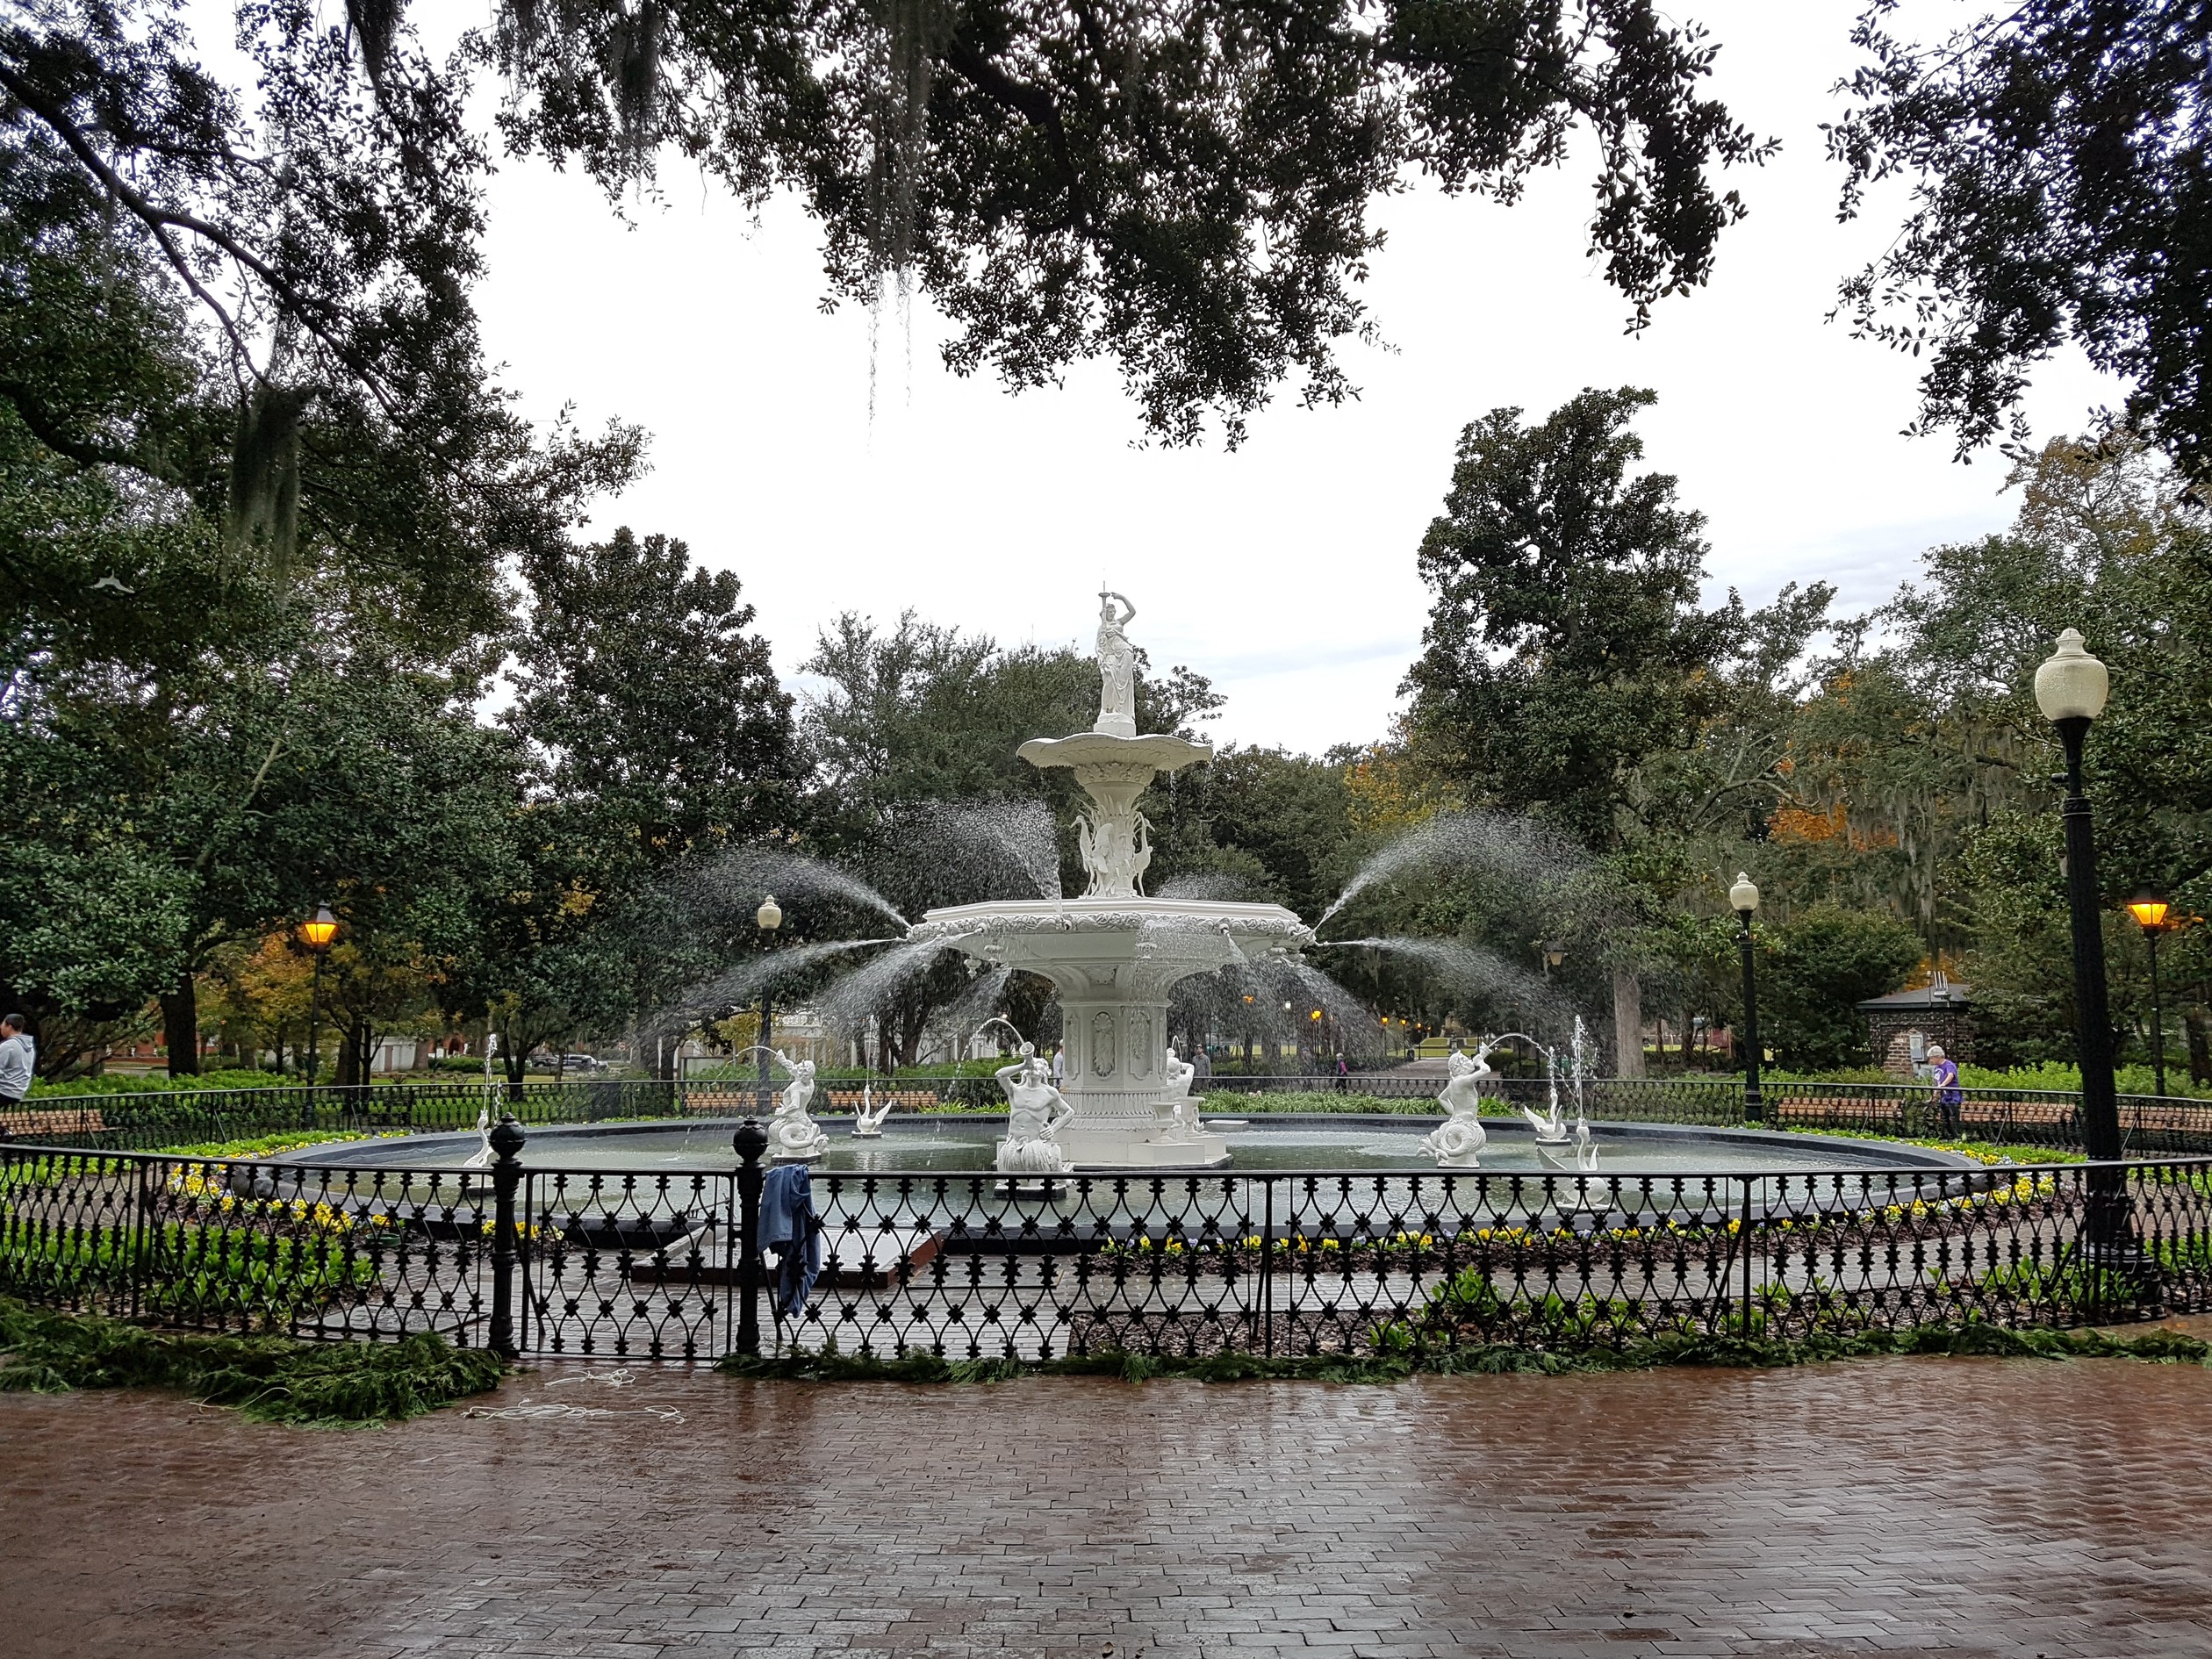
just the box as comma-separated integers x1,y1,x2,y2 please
768,1053,830,1160
995,1043,1076,1174
1418,1044,1492,1168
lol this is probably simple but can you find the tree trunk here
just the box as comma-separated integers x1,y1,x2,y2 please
2187,1009,2210,1085
160,972,199,1076
1612,970,1644,1078
899,1001,929,1068
336,1019,365,1087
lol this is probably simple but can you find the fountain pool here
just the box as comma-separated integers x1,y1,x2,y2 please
281,1115,1972,1181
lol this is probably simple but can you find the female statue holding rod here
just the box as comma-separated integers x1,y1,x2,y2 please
1095,591,1138,737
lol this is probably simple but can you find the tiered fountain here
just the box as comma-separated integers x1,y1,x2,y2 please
906,592,1313,1167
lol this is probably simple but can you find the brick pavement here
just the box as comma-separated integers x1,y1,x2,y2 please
4,1354,2211,1658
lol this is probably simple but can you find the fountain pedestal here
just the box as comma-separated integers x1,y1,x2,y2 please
916,898,1309,1168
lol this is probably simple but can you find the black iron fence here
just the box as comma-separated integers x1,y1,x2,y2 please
6,1127,2208,1363
11,1073,2212,1156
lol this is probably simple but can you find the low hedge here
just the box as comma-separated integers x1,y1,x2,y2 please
0,1299,505,1423
716,1323,2212,1386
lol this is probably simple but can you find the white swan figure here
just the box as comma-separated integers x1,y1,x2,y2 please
851,1082,894,1138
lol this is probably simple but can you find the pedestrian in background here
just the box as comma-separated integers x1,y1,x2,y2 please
0,1013,34,1119
1052,1043,1066,1085
1928,1044,1962,1137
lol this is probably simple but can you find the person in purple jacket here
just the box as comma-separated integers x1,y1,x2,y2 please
1928,1044,1963,1136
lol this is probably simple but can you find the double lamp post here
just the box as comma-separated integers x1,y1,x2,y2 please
1726,629,2136,1170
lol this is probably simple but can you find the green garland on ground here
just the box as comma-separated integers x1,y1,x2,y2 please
0,1300,505,1424
715,1324,2211,1386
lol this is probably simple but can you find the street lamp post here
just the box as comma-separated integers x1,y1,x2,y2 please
298,904,339,1085
2128,894,2172,1098
755,894,783,1113
2034,630,2122,1160
2035,629,2136,1289
1729,873,1763,1125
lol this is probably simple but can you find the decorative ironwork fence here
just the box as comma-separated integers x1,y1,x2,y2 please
6,1130,2208,1363
11,1074,2212,1155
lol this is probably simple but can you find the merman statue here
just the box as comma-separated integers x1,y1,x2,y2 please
767,1053,830,1160
1158,1045,1199,1139
994,1043,1076,1174
1418,1041,1494,1168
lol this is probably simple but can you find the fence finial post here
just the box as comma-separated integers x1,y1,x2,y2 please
733,1117,769,1355
488,1113,527,1360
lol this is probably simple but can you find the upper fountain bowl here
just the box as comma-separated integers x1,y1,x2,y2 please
1016,731,1212,775
909,895,1311,973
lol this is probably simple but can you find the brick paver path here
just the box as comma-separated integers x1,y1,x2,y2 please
4,1354,2211,1657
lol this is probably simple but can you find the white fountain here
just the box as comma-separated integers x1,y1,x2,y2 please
906,592,1314,1167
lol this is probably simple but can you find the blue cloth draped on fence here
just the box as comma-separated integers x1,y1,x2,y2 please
758,1162,822,1318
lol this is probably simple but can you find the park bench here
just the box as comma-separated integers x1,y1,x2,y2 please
1,1106,108,1138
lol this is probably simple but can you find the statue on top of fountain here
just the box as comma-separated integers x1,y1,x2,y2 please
1016,588,1213,901
1419,1040,1493,1168
994,1044,1076,1174
1095,591,1138,738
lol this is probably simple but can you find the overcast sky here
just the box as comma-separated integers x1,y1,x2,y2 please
302,4,2122,748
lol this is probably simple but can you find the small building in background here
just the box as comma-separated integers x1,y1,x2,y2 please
1857,971,1974,1077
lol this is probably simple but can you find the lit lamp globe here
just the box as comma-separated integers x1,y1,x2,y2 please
2033,628,2109,722
1728,873,1760,916
2129,894,2171,932
298,904,339,951
756,894,783,932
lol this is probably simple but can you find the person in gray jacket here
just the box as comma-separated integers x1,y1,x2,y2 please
0,1014,33,1110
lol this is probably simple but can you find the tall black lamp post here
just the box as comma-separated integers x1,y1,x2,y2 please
1729,873,1763,1124
2034,630,2121,1160
298,903,338,1084
755,894,783,1112
2035,628,2137,1287
2127,894,2172,1098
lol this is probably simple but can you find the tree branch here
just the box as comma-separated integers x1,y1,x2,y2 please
0,377,138,468
0,61,397,418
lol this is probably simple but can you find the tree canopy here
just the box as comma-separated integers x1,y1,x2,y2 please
1828,1,2212,478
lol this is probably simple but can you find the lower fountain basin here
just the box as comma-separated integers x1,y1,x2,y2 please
277,1114,1976,1179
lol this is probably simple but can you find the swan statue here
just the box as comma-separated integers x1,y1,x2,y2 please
851,1081,894,1138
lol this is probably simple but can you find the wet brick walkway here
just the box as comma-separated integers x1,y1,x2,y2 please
4,1353,2212,1657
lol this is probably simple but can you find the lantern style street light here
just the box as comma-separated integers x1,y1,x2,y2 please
2035,628,2137,1285
2128,894,2173,1098
298,904,339,1085
2033,629,2121,1160
756,894,783,1110
1728,873,1763,1124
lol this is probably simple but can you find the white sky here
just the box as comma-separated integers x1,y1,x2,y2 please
225,2,2121,750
